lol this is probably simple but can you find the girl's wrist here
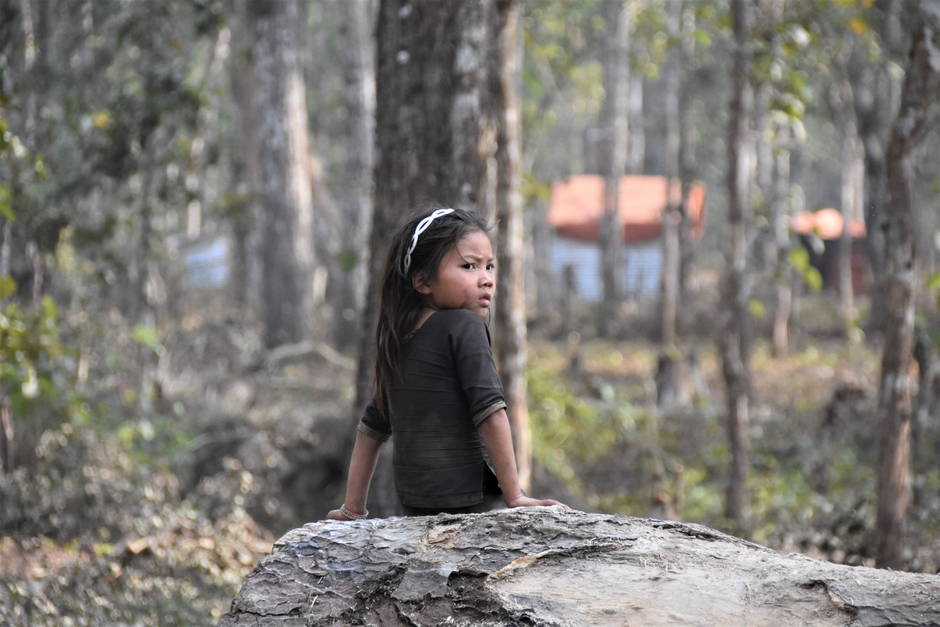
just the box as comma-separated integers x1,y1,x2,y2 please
339,504,368,520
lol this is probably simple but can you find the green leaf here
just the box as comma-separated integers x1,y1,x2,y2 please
132,325,162,353
787,246,810,271
0,184,13,221
804,268,823,293
927,273,940,290
0,275,16,300
748,300,767,318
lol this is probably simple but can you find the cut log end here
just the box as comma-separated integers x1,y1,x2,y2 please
220,508,940,626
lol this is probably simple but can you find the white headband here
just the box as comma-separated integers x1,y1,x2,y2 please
402,208,455,274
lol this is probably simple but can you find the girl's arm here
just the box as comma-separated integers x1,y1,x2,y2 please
478,408,566,509
326,430,384,520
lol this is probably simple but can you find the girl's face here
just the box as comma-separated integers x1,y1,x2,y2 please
415,229,495,317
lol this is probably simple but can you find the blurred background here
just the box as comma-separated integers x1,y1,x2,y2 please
2,0,940,623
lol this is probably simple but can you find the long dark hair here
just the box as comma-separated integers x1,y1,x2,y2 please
374,207,491,414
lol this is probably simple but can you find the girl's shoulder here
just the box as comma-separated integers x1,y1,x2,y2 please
418,309,490,345
431,308,486,329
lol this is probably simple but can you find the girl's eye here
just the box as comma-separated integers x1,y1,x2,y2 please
487,264,496,271
462,263,476,270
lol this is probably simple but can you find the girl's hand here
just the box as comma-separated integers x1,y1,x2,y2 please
505,494,569,509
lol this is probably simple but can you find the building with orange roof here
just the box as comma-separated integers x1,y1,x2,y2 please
546,175,706,300
791,208,871,294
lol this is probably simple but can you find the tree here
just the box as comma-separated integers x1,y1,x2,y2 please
658,0,682,352
828,37,865,341
719,0,754,532
222,509,940,625
356,0,527,514
492,0,532,492
249,0,316,349
597,0,630,337
874,0,940,569
333,0,375,350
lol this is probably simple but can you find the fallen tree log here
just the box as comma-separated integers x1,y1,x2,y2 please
220,508,940,626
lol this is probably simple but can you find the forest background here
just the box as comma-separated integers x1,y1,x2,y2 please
2,0,940,623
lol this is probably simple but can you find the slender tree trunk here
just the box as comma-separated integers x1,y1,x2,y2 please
334,0,375,350
858,3,904,340
598,0,630,337
659,0,681,351
250,0,316,348
491,0,530,492
874,4,940,569
771,143,792,356
677,0,696,336
229,1,261,319
719,0,753,533
760,0,790,356
656,0,687,415
626,63,644,173
835,73,862,339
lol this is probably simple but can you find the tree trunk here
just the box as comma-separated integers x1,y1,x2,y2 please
857,2,904,339
834,73,862,339
333,0,375,351
874,4,940,570
492,0,530,492
250,0,316,349
222,509,940,626
228,1,260,318
626,60,644,173
356,0,508,516
597,0,630,337
761,0,790,357
658,1,681,351
719,0,753,533
771,143,792,356
677,0,696,336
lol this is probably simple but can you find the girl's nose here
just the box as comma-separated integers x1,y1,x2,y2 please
481,270,494,287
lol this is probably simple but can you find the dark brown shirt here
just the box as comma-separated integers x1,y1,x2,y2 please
358,309,506,508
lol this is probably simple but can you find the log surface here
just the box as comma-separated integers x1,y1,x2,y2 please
220,508,940,626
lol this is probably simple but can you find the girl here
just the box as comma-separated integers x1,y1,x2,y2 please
328,207,564,519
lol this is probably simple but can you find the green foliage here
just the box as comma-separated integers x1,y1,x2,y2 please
132,325,163,355
521,172,551,205
787,245,823,292
0,292,72,423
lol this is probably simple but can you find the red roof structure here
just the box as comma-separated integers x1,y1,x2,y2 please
791,208,866,239
547,175,706,244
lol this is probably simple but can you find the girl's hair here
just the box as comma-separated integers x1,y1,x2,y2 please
374,207,492,413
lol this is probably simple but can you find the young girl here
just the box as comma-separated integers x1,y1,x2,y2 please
328,207,564,519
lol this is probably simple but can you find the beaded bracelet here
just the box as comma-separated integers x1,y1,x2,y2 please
339,504,368,520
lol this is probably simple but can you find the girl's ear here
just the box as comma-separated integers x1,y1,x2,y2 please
412,273,432,295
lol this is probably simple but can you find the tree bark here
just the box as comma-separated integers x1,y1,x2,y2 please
874,2,940,570
333,0,375,351
250,0,316,349
856,2,904,339
771,143,792,356
658,1,681,351
491,0,530,492
719,0,753,533
677,0,696,336
221,509,940,626
833,66,862,339
597,0,630,337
